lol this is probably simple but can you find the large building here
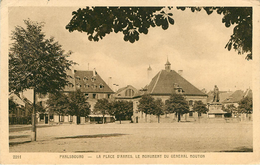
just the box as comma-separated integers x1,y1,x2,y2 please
36,69,115,125
132,59,208,123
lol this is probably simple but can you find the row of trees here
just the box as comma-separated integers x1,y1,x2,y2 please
138,94,209,123
46,92,133,124
47,90,91,124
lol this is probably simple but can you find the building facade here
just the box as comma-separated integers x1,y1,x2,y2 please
132,59,208,123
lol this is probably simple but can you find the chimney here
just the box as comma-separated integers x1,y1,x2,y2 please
178,70,183,76
93,68,96,76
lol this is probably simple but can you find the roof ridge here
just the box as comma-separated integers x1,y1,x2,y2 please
151,70,162,94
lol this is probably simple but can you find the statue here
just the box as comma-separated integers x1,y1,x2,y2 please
213,85,220,102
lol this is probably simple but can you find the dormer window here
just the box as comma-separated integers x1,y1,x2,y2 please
91,77,96,82
99,84,104,89
83,77,88,81
76,76,80,81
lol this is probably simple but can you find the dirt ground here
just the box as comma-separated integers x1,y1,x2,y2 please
9,122,253,152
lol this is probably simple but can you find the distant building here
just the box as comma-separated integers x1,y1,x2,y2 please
132,59,208,123
114,85,138,101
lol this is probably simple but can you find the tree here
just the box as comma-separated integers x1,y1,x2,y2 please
152,98,164,123
165,94,189,122
109,100,133,124
93,98,111,124
193,100,208,120
222,104,237,115
68,90,91,124
9,19,75,141
66,7,252,60
238,97,252,114
46,92,70,122
137,94,155,122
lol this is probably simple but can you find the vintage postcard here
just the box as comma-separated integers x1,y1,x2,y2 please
1,0,260,164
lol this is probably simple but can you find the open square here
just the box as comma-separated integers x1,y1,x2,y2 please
9,122,253,152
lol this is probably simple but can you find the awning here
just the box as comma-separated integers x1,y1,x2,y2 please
88,115,115,118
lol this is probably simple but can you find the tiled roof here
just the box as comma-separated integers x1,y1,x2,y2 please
222,90,244,103
65,70,114,94
145,70,207,96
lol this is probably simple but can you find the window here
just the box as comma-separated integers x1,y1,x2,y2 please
108,94,111,99
91,77,96,82
189,100,193,106
76,76,80,81
125,89,135,96
91,84,97,89
76,84,81,88
85,93,89,98
40,114,44,121
189,112,193,117
93,94,96,99
99,84,104,89
83,77,88,81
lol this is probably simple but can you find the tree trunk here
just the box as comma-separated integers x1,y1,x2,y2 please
145,113,147,123
31,89,36,141
158,115,160,123
178,112,181,122
119,116,121,124
103,115,105,124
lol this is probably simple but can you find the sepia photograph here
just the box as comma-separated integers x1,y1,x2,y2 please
1,0,260,164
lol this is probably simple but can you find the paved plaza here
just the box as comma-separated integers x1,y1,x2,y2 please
9,122,253,152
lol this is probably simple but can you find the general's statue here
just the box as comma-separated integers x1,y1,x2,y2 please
213,85,220,102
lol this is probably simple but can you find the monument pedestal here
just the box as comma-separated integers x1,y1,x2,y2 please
208,102,226,118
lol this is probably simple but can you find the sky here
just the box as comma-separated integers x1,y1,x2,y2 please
8,6,252,93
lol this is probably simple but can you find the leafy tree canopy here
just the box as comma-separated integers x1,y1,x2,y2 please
165,94,190,114
66,7,252,60
222,104,237,113
9,19,76,95
238,97,252,114
152,98,164,117
193,100,208,115
109,100,133,121
93,98,110,116
47,92,70,116
68,90,91,117
137,94,156,115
